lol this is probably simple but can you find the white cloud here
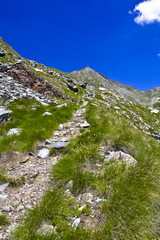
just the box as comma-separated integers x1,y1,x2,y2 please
157,53,160,57
133,0,160,25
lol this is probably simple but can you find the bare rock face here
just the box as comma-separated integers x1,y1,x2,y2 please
8,64,63,98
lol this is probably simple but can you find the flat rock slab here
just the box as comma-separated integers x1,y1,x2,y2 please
51,142,68,149
38,148,50,158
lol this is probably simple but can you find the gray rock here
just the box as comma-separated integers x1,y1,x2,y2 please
2,205,13,212
56,103,67,108
45,139,51,145
49,101,58,105
99,87,106,91
42,112,52,116
24,204,32,209
95,198,102,204
80,121,90,128
0,194,7,202
65,180,73,189
17,205,24,211
72,218,81,229
59,123,64,130
40,102,49,106
68,84,78,93
7,128,20,136
78,204,86,211
0,109,12,123
29,151,35,156
0,50,5,57
82,193,93,203
109,151,137,167
0,183,9,193
151,109,159,114
37,148,50,158
37,223,56,236
114,106,120,110
51,142,68,149
64,189,72,197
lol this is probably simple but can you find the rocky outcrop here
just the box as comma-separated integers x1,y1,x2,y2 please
8,64,63,98
0,73,51,103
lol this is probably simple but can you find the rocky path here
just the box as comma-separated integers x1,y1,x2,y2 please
0,106,89,239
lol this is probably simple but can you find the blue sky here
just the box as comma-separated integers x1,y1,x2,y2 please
1,0,160,91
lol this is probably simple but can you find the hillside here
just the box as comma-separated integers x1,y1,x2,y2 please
0,39,160,240
70,66,160,107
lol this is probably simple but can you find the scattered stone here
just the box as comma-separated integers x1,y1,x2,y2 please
2,205,13,212
0,50,5,56
49,101,58,106
80,121,90,128
45,139,51,145
51,142,68,149
20,157,29,164
54,131,61,136
56,103,67,108
0,183,9,193
37,222,56,236
29,151,35,156
24,204,32,210
42,112,52,116
65,180,73,189
59,123,64,130
0,109,12,123
99,87,106,91
80,82,87,89
64,189,72,197
72,218,81,229
82,193,93,203
37,148,50,159
109,151,137,167
30,171,39,179
79,204,86,211
17,205,24,212
114,106,120,110
151,109,159,114
7,128,20,136
32,105,40,110
95,198,102,204
0,194,7,202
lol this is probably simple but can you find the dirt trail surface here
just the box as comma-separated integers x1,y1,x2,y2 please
0,107,88,239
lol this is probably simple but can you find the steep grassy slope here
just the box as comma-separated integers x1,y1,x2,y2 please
13,101,160,239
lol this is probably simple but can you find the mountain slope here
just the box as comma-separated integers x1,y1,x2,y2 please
0,38,160,239
70,66,160,107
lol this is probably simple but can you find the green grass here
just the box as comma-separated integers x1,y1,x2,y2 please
0,98,75,184
0,214,9,226
13,188,91,240
13,101,160,239
0,98,75,155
